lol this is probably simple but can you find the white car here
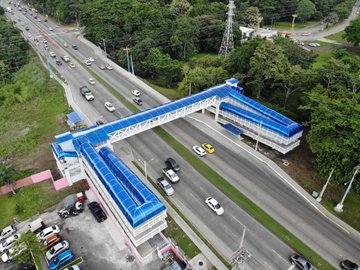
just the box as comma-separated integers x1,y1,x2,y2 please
88,78,95,85
38,225,60,240
49,51,56,58
1,243,26,263
84,60,92,66
64,265,80,270
105,64,113,70
205,197,224,215
0,225,16,242
105,102,115,112
0,234,20,252
46,240,69,261
131,90,140,96
157,178,174,196
49,27,53,31
192,145,206,157
88,57,94,62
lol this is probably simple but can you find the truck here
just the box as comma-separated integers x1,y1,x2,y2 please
88,202,107,223
80,86,94,101
162,168,179,183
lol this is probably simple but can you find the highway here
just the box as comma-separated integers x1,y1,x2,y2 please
3,2,360,269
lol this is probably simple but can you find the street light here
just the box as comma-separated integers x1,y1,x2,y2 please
138,158,155,181
334,164,360,212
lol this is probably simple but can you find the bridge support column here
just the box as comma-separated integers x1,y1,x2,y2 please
215,104,220,122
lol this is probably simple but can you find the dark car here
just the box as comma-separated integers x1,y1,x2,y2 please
341,260,359,270
96,120,104,126
72,45,78,50
88,202,107,223
25,26,29,31
133,98,143,106
165,157,180,172
290,254,315,270
56,60,62,66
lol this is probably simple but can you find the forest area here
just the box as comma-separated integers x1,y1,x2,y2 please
7,0,360,187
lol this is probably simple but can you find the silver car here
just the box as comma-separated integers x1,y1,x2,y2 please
46,240,69,261
290,254,315,270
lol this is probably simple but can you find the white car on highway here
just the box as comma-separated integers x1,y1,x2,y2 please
131,90,141,96
205,197,224,215
105,102,115,112
88,57,95,62
192,145,206,157
84,60,92,66
49,51,56,58
88,78,96,85
105,64,113,70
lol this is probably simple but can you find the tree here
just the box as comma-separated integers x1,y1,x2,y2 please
170,16,199,61
300,85,360,180
344,17,360,46
317,59,352,90
0,163,17,194
248,42,290,99
12,233,40,267
239,6,263,28
297,0,317,22
170,0,192,16
195,15,223,53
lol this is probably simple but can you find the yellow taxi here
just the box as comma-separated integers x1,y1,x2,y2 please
69,62,76,69
202,143,215,153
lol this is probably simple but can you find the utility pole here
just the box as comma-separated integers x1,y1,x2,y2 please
219,1,235,56
189,82,192,96
103,39,107,56
291,14,297,35
335,164,360,212
125,46,131,73
130,54,134,75
316,168,334,202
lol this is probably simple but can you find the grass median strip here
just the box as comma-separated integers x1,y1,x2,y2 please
66,51,334,269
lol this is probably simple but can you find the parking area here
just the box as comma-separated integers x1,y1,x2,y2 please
0,192,153,270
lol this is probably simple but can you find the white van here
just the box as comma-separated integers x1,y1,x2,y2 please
28,218,45,233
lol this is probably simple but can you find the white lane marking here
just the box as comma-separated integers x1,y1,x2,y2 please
287,264,296,270
231,215,245,226
186,115,350,234
272,249,288,264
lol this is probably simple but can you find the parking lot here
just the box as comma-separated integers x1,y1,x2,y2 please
0,191,162,270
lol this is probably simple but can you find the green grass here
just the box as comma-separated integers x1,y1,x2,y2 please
313,50,333,67
325,31,348,43
0,181,80,229
269,21,318,30
34,254,43,270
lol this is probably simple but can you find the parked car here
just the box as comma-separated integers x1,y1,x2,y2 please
202,143,215,153
88,202,107,222
133,98,143,105
165,157,180,172
104,102,115,112
340,260,359,270
99,64,106,70
1,243,27,263
105,64,113,70
49,250,75,270
72,45,78,50
38,225,60,241
205,197,224,215
0,234,20,252
46,241,69,261
131,90,140,96
157,177,174,196
0,225,16,242
192,145,206,157
39,234,62,251
290,254,315,270
63,265,80,270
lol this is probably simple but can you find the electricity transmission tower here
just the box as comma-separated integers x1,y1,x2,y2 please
219,0,235,56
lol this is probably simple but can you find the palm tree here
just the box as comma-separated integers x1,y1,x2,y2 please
0,163,17,195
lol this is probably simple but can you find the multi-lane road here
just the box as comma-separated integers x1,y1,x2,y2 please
3,2,360,269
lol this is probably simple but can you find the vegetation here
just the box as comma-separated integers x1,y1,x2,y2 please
344,17,360,46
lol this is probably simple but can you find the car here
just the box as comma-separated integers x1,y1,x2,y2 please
133,98,143,105
61,55,70,62
165,157,180,172
205,197,224,215
0,225,16,242
44,45,49,50
131,90,140,96
340,260,359,270
49,250,75,270
1,243,27,263
37,18,41,22
56,60,62,66
69,63,76,69
88,57,94,62
49,51,56,58
105,64,113,70
43,39,48,44
25,26,29,31
99,64,106,70
301,32,310,36
44,18,48,22
88,78,95,85
72,45,78,50
96,120,104,125
290,254,315,270
104,102,115,112
84,60,92,66
38,225,60,241
46,240,69,261
63,265,80,270
157,177,174,196
0,234,20,252
88,201,107,222
202,143,215,153
192,145,206,157
39,234,62,251
49,27,53,31
314,43,321,47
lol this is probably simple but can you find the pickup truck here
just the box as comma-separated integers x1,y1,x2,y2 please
80,86,94,101
162,168,179,183
88,202,107,223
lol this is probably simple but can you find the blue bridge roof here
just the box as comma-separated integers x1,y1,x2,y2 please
81,143,166,228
